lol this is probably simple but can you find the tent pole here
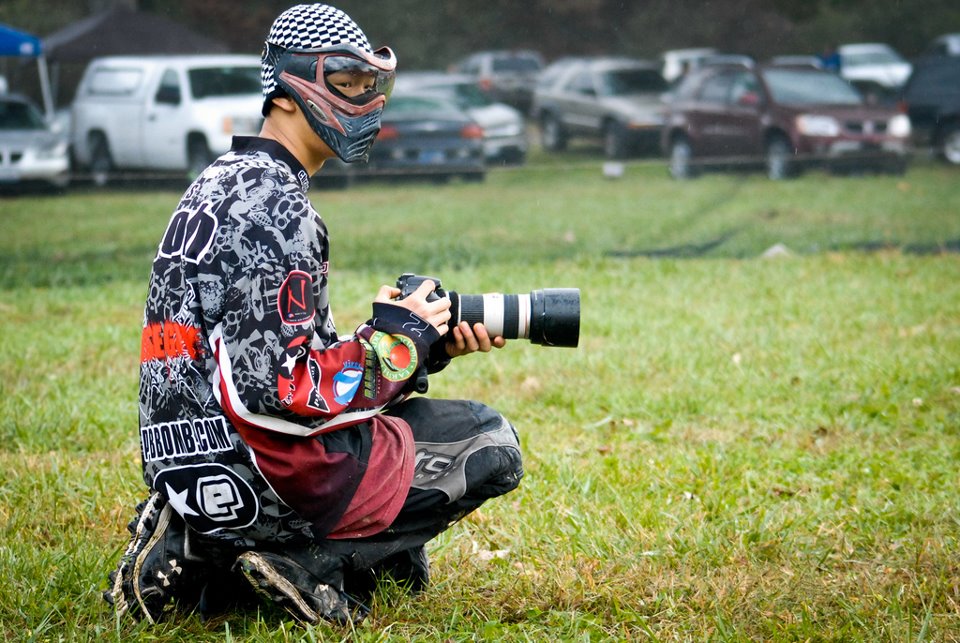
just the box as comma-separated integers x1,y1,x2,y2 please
37,55,54,119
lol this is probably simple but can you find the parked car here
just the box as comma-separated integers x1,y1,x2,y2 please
357,92,485,182
71,55,263,185
0,93,69,190
450,50,544,112
923,33,960,57
900,55,960,165
531,57,669,158
661,64,912,179
838,43,912,93
394,72,528,164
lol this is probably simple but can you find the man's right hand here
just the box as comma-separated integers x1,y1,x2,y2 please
375,280,452,336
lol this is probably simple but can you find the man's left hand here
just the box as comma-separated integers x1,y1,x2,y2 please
445,321,506,358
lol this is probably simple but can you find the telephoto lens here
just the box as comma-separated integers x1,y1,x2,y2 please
450,289,580,347
395,274,580,348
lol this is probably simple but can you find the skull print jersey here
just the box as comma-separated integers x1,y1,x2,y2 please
138,136,441,542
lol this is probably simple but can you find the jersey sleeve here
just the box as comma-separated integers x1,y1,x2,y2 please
207,191,439,437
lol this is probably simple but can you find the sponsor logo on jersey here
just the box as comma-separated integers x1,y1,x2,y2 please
369,331,418,382
141,415,233,463
155,463,259,533
278,270,315,325
332,361,363,404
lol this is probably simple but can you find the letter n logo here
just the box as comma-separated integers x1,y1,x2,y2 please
278,271,315,325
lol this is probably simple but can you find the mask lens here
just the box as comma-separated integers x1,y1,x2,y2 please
323,55,395,103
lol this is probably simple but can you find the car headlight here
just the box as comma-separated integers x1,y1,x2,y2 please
36,140,68,160
888,114,911,138
796,114,840,137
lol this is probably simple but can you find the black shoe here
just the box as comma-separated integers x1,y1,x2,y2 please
103,492,203,623
379,544,430,593
236,550,368,625
344,545,430,600
196,566,259,622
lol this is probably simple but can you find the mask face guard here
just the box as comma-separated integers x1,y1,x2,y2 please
266,43,396,161
271,45,394,108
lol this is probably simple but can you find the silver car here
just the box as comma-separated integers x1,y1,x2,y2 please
0,94,69,190
531,57,669,158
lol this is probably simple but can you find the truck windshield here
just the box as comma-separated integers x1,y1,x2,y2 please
762,69,863,106
188,66,262,99
600,69,669,96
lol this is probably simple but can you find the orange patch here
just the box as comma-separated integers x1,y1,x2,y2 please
141,322,203,362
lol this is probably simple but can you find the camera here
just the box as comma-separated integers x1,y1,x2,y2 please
396,273,580,348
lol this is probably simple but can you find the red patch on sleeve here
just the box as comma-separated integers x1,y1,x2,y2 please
278,271,315,325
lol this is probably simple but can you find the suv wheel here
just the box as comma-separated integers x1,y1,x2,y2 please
941,124,960,165
188,137,214,179
766,135,796,180
541,114,567,152
603,121,629,159
89,133,113,187
668,136,695,180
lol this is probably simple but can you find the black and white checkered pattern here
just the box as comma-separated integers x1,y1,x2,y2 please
261,4,372,98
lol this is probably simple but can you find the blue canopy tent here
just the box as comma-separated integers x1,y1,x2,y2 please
0,23,54,118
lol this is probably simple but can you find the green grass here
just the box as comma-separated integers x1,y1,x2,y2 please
1,159,959,641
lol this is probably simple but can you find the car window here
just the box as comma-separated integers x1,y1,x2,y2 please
419,83,492,108
762,69,862,105
189,66,262,99
599,68,668,95
728,72,761,104
697,73,735,104
155,68,181,105
385,95,461,116
568,73,595,95
0,99,46,130
450,83,492,107
842,49,904,66
492,56,542,72
87,67,144,96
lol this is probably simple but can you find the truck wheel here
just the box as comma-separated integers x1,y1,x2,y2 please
89,133,113,187
668,135,696,180
766,135,796,180
941,124,960,165
603,121,629,159
188,137,214,179
541,113,567,152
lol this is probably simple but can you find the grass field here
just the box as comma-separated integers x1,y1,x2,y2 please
1,156,959,641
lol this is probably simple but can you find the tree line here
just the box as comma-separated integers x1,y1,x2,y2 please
2,0,958,70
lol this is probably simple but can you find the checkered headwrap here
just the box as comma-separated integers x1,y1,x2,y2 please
261,3,372,102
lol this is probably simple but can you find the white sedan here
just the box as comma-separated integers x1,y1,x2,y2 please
0,94,69,190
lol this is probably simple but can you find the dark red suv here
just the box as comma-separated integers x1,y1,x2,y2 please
661,64,912,179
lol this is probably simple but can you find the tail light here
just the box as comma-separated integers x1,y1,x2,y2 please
377,125,399,141
478,77,493,92
460,123,484,140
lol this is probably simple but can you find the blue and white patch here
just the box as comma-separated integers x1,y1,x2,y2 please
332,361,363,404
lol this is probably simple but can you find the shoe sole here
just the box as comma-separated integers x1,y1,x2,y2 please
109,493,169,624
237,551,321,624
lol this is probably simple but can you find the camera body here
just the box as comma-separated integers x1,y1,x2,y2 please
396,273,579,348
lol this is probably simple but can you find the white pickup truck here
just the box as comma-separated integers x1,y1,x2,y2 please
71,55,264,184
